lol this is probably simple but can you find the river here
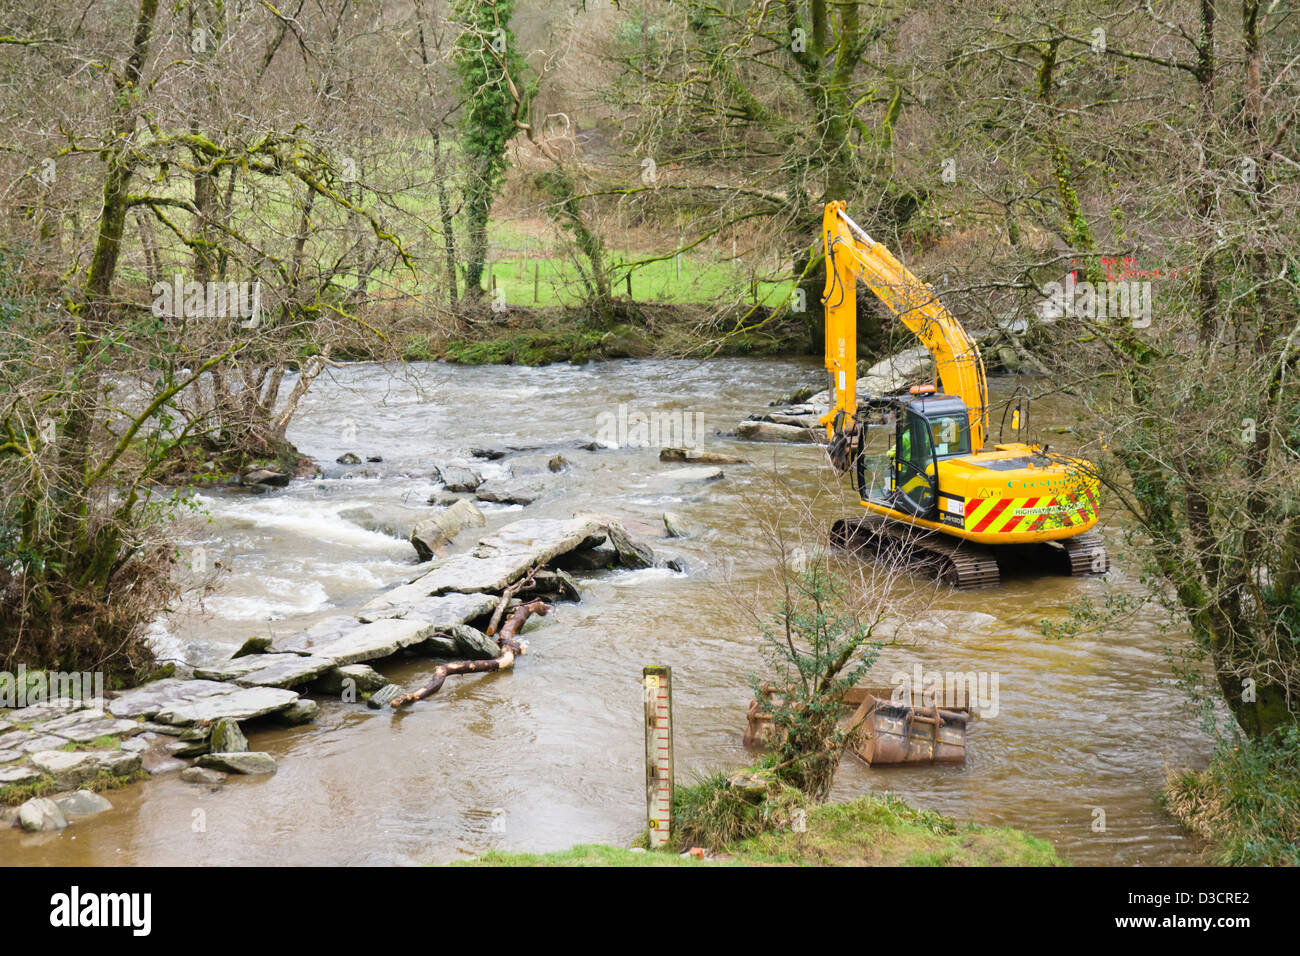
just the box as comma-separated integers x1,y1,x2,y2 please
2,357,1211,865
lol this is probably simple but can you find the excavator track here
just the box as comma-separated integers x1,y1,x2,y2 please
831,515,1001,590
831,516,1108,590
1057,531,1109,576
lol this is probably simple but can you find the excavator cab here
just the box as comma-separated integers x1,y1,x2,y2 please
891,393,970,518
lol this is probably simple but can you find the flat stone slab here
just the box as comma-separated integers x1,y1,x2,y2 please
6,697,90,723
275,616,364,655
360,589,496,625
107,679,233,719
368,517,605,608
153,687,300,726
0,750,21,764
303,618,438,666
37,707,109,733
17,734,70,754
0,764,41,786
29,749,140,790
56,718,142,744
195,653,336,689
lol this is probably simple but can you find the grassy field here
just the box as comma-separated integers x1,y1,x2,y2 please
459,793,1064,867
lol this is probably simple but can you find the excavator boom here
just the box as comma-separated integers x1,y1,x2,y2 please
819,201,988,449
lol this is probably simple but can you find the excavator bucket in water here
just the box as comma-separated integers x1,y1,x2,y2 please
743,684,971,766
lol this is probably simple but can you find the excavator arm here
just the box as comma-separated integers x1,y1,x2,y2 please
818,201,989,450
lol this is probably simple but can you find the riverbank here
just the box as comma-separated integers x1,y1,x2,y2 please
463,793,1064,866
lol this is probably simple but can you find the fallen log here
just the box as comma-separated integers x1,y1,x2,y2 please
390,599,549,708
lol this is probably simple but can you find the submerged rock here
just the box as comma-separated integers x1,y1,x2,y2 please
662,512,694,539
180,767,226,786
54,790,113,818
198,751,277,775
658,466,724,484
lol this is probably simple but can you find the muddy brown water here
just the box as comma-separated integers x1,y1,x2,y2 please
1,358,1211,865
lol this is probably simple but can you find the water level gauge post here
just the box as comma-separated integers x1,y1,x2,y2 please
643,665,673,848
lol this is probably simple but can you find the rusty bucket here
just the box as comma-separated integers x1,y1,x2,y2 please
743,684,970,766
840,686,969,766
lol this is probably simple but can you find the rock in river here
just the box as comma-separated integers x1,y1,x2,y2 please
53,790,113,818
434,463,483,492
737,420,818,443
19,797,67,833
152,686,301,726
208,718,248,754
410,498,486,561
198,751,277,775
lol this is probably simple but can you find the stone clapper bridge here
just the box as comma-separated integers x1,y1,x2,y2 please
0,515,667,829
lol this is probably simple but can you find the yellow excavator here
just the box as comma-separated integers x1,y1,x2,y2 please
818,200,1105,588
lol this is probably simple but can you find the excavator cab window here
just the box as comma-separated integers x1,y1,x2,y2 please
892,408,939,516
926,413,971,458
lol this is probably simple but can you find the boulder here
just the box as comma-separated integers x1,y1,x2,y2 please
737,420,817,443
336,452,362,465
410,498,486,561
475,478,546,505
243,468,290,488
663,512,694,539
435,464,483,492
54,790,113,818
547,455,569,472
208,718,248,754
19,797,67,833
420,624,500,660
231,635,273,658
606,523,655,569
198,751,277,775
